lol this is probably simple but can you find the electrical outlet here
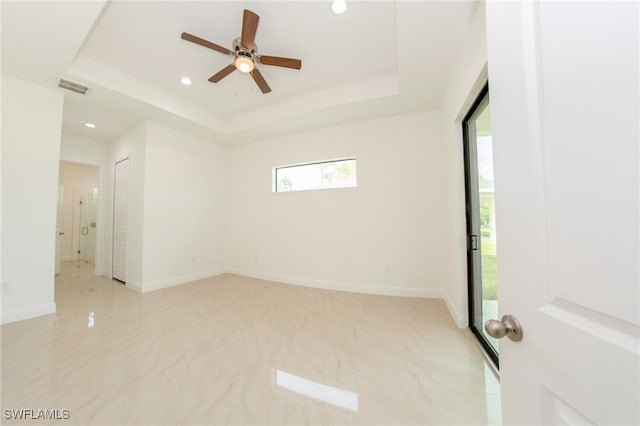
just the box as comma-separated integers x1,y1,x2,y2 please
1,282,12,292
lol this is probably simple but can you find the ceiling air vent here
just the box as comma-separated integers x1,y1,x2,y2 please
57,78,90,95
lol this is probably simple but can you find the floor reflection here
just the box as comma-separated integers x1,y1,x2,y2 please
275,369,358,411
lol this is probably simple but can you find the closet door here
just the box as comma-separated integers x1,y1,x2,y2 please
112,158,129,283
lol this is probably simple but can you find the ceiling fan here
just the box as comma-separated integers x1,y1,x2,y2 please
181,9,302,94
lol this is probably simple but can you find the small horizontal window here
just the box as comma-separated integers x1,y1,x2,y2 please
274,158,357,193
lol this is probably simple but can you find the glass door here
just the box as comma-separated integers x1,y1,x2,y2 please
78,187,99,264
463,84,500,366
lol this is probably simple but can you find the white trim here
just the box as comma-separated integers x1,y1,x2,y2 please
443,292,467,328
0,271,466,329
1,302,56,324
139,268,467,327
102,269,112,279
225,268,443,299
125,279,143,293
139,269,226,293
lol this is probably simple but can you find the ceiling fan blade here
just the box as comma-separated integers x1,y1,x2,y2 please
251,68,271,94
209,64,236,83
181,32,231,56
241,9,259,50
258,55,302,70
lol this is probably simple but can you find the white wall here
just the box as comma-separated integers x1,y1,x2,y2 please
61,134,108,166
141,121,226,291
439,3,488,327
104,123,147,286
103,121,227,292
60,134,108,274
1,74,63,324
226,111,445,297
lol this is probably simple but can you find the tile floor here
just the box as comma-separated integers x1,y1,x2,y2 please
1,261,501,425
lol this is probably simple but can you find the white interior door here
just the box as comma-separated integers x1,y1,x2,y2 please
487,1,639,424
113,158,129,283
55,181,63,275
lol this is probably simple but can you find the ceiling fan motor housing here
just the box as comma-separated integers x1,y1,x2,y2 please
232,37,256,61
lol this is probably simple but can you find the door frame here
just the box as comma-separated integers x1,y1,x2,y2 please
56,159,105,276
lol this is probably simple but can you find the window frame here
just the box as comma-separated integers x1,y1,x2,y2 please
272,157,357,193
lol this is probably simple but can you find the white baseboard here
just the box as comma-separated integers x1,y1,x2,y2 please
225,268,443,299
96,264,467,328
226,268,468,328
139,268,226,293
1,302,56,325
126,280,143,293
442,292,467,328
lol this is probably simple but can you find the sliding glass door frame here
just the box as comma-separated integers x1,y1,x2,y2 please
462,83,499,368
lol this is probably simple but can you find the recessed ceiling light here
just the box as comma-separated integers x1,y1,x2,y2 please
180,76,192,86
332,0,347,14
84,122,96,128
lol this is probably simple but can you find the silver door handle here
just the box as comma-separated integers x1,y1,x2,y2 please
484,314,523,342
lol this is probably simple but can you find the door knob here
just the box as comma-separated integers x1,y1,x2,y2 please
484,314,523,342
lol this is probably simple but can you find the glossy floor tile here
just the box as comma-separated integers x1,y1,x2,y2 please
1,261,501,425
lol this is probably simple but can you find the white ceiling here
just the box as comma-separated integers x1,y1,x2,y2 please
1,1,479,145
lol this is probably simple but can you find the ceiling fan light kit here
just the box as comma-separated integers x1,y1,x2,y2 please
181,9,302,94
232,38,255,73
235,57,254,73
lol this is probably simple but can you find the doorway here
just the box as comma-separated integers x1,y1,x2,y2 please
57,161,100,268
78,188,99,264
462,83,499,366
